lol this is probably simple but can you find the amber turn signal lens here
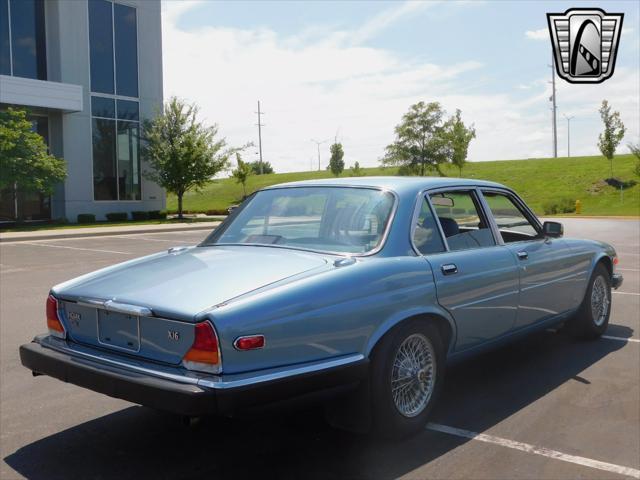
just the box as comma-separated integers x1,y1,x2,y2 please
46,295,66,338
182,321,221,373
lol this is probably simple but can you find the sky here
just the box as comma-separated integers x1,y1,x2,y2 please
161,0,640,173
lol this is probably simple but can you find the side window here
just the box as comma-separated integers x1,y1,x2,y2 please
429,190,495,251
482,191,540,243
413,196,446,255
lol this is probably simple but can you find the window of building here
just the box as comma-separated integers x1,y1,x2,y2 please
91,96,140,201
0,0,10,75
0,0,47,80
88,1,140,201
429,190,495,251
114,3,138,97
88,0,138,96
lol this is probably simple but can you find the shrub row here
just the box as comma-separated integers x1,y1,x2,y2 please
76,210,167,223
542,198,576,215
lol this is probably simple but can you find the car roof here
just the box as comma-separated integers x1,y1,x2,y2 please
263,176,507,196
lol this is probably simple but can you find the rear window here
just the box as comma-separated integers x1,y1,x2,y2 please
203,187,395,254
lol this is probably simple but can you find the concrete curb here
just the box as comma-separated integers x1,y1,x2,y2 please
0,223,220,243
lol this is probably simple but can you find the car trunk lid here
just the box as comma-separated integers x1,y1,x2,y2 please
55,245,329,364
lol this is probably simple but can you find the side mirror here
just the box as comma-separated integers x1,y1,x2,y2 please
542,221,563,238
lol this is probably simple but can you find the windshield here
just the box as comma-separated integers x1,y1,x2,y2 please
202,187,396,254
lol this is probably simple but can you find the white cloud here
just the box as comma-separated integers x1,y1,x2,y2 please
525,28,548,41
162,2,639,173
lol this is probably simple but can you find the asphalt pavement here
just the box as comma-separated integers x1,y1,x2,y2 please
1,219,638,480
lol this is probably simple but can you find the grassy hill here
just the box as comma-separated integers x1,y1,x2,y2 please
167,154,640,216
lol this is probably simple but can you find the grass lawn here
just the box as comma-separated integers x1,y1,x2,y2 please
168,154,640,216
0,217,223,233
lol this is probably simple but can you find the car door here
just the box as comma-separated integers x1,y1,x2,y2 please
480,189,579,329
412,189,520,352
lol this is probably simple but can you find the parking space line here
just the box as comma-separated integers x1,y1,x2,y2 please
602,335,640,344
613,291,640,296
15,242,131,255
115,235,185,243
426,423,640,479
617,268,639,272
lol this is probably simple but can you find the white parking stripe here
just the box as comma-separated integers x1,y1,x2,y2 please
426,423,640,479
613,291,640,296
16,242,131,255
617,268,639,272
602,335,640,343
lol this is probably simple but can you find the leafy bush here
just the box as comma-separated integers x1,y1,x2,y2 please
148,210,167,220
542,198,575,215
76,214,95,223
131,211,149,221
105,212,128,222
604,177,637,189
206,209,229,216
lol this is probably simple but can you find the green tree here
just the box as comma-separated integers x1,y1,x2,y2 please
382,101,449,176
628,143,640,177
0,108,66,220
350,161,363,176
249,160,274,175
444,109,476,177
232,152,252,198
598,100,626,178
329,142,345,176
142,97,233,219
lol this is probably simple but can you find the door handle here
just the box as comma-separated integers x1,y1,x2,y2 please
441,264,458,275
517,251,528,260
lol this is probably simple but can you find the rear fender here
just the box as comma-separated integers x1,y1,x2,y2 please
365,305,457,357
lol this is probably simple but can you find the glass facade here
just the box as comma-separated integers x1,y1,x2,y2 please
0,0,10,75
88,1,140,201
88,0,114,94
114,3,138,97
0,0,47,79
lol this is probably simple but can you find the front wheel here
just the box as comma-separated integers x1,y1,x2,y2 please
567,263,611,339
370,321,445,438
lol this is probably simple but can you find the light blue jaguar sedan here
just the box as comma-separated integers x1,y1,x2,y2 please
20,177,623,436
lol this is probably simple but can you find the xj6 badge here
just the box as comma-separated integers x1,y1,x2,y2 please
547,8,623,84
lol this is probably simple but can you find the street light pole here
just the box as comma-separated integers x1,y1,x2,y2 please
563,114,575,157
310,138,329,171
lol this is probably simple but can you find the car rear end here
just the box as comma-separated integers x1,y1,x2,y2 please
20,291,367,417
21,293,225,415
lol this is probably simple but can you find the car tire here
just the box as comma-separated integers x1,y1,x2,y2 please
567,263,611,339
370,320,445,438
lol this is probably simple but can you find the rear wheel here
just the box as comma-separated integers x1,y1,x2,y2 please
370,321,445,438
567,263,611,339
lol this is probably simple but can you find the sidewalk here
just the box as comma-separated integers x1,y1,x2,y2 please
0,221,221,243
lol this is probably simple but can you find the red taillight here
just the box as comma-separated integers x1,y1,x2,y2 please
234,335,265,351
46,295,66,338
613,256,619,266
182,322,221,373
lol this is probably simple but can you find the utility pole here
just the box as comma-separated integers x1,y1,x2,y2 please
549,52,558,158
311,138,329,171
563,114,575,157
255,101,265,174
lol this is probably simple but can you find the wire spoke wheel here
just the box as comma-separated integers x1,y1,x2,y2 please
391,333,436,418
590,275,610,327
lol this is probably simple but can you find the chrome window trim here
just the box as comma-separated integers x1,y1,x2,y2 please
201,185,399,258
410,185,501,256
478,187,544,245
